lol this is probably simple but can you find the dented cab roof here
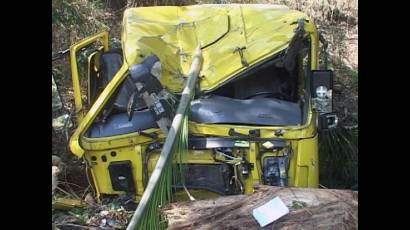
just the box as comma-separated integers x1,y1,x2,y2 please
121,4,311,92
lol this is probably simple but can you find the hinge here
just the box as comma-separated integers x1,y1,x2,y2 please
234,46,248,67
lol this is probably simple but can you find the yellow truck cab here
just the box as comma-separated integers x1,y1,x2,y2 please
69,4,337,202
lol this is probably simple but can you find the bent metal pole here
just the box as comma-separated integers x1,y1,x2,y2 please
126,47,203,230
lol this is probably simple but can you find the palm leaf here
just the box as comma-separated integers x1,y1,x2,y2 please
319,127,358,189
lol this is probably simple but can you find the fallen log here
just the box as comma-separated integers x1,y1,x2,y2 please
162,185,357,230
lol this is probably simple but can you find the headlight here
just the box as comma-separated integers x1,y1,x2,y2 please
150,61,162,80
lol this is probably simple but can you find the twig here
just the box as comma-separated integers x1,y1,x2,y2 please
271,222,276,230
55,223,94,229
62,164,81,200
319,184,329,189
81,185,91,200
84,159,97,199
182,184,195,201
56,186,75,197
59,181,83,189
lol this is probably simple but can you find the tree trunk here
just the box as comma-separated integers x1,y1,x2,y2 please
162,185,357,230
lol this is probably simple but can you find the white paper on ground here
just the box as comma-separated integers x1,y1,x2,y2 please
252,196,290,227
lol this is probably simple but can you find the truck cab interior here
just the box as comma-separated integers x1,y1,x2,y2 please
86,41,311,138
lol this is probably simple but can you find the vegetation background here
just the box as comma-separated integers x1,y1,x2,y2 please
52,0,357,228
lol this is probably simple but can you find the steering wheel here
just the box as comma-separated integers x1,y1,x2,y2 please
247,92,288,100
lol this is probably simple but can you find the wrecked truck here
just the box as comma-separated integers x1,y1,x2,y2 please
68,4,337,203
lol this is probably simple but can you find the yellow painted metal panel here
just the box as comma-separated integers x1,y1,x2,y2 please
121,5,312,92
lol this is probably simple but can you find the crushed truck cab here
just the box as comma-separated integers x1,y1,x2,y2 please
69,4,336,201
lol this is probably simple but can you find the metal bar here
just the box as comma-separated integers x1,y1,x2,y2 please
126,47,203,230
52,49,70,61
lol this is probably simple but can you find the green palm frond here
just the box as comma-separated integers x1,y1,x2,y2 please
127,47,202,230
319,127,358,189
136,112,189,230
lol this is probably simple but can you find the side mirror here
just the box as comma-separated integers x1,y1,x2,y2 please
311,70,333,113
311,70,338,130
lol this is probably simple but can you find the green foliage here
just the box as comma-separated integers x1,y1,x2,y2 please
137,115,190,230
109,37,122,49
52,0,109,38
350,69,358,86
319,127,358,189
52,66,65,83
68,208,89,225
52,0,114,84
292,200,307,210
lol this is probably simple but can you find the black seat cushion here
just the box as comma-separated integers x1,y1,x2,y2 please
88,110,158,138
189,95,301,126
99,50,136,114
89,94,302,138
